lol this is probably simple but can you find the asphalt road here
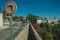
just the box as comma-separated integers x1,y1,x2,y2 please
0,23,26,40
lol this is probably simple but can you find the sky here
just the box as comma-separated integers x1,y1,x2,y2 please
0,0,60,19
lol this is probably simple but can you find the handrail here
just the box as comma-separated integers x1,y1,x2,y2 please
30,24,42,40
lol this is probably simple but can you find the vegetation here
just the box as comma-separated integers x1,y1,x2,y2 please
3,10,6,19
27,14,37,24
12,16,23,22
53,23,60,40
27,14,60,40
38,21,60,40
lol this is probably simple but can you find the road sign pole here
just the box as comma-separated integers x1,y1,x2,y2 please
10,14,13,40
5,1,17,40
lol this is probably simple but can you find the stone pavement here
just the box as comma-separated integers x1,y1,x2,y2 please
15,23,29,40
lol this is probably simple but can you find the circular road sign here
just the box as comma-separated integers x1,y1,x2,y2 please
5,1,17,15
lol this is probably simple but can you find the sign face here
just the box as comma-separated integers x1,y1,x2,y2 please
0,13,3,27
5,1,17,15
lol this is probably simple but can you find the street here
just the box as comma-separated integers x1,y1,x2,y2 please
0,22,27,40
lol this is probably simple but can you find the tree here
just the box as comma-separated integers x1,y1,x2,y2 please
12,16,21,21
2,10,6,22
53,23,60,40
0,7,2,13
39,22,53,40
27,14,37,24
58,20,60,23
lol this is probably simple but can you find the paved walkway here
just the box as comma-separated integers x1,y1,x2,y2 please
15,23,29,40
0,26,9,30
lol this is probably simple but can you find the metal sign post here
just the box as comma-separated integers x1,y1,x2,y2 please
5,1,17,40
10,14,13,40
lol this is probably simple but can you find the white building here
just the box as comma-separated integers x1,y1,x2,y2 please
37,19,47,24
37,17,58,24
48,19,58,24
0,13,3,27
37,20,42,24
37,19,58,24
